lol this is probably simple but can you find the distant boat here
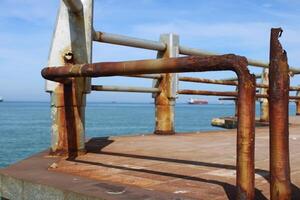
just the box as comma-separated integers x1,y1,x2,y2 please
188,98,208,105
0,97,3,102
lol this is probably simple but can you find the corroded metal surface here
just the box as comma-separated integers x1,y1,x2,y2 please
179,76,238,86
50,80,86,157
153,34,179,135
235,70,255,200
223,74,262,81
125,74,162,79
269,28,291,200
45,0,94,157
42,53,256,199
178,90,237,97
42,55,251,79
91,85,160,93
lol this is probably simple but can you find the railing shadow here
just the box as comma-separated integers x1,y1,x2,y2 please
74,137,300,199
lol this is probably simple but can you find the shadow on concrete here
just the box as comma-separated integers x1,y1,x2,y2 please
75,137,300,200
72,158,268,200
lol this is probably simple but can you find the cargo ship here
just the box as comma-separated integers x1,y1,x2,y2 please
188,98,208,104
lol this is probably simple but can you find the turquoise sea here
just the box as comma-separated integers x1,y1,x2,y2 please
0,102,296,168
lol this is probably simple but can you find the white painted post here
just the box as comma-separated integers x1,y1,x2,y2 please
46,0,93,156
153,34,179,135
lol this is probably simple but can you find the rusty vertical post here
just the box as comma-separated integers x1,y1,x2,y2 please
269,28,291,200
296,90,300,115
153,34,179,135
236,72,256,200
46,0,93,156
260,68,269,122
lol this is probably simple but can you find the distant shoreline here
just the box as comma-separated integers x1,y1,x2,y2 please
0,101,252,105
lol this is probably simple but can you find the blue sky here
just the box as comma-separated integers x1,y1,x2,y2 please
0,0,300,102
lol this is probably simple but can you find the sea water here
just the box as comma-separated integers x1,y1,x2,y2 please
0,102,296,168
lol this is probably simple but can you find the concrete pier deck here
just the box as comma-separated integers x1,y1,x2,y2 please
1,117,300,200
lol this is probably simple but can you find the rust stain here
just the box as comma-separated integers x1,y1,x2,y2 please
154,73,175,135
50,79,86,158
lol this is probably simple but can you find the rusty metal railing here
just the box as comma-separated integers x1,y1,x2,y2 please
92,30,300,74
42,54,256,199
43,1,296,199
91,29,300,124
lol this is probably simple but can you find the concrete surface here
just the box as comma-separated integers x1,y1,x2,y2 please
1,116,300,199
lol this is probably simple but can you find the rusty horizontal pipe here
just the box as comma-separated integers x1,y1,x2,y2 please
220,97,300,102
91,85,160,93
42,55,252,79
178,89,300,100
269,28,291,200
42,54,256,199
219,97,237,101
124,74,162,79
179,76,300,91
179,76,265,89
179,46,300,74
178,89,237,97
93,31,166,51
179,76,238,86
222,74,262,81
220,97,297,102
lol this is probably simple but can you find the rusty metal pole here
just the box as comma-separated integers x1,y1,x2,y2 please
236,72,256,200
46,0,93,157
260,68,269,122
269,28,291,200
153,34,179,135
296,90,300,115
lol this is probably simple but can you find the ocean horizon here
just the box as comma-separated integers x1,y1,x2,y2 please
0,101,297,168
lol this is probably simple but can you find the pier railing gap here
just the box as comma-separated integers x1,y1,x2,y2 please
42,0,297,199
